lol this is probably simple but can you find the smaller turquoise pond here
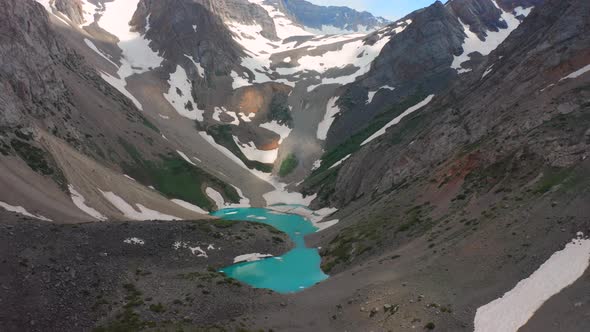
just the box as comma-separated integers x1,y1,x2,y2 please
211,207,328,293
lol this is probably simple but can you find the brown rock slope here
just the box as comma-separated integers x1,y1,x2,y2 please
0,0,239,222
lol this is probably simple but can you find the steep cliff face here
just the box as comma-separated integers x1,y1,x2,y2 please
321,0,540,149
325,2,464,148
0,0,238,222
198,0,279,39
131,0,244,75
54,0,85,24
318,0,588,207
302,2,590,329
0,0,69,125
447,0,506,37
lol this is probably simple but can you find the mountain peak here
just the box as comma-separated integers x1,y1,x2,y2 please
274,0,390,34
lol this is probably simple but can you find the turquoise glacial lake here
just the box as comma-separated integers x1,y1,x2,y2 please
211,207,328,293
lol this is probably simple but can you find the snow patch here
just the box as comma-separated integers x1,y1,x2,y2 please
559,64,590,81
184,54,206,78
96,0,164,110
164,65,204,121
482,65,494,79
231,70,251,90
177,150,197,166
362,95,435,146
311,159,322,171
233,136,278,164
124,237,145,245
474,233,590,332
367,85,395,104
83,39,117,67
329,154,351,169
452,3,531,73
317,97,340,140
267,205,339,231
173,242,209,258
0,201,52,221
260,121,292,144
171,199,208,214
68,185,107,221
206,187,225,210
100,190,181,221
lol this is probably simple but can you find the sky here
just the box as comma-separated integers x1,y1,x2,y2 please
307,0,438,20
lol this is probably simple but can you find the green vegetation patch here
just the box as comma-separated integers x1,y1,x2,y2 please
268,93,293,127
11,139,54,176
205,125,273,173
321,202,433,273
10,138,68,191
140,116,160,133
533,167,575,194
301,167,339,202
301,93,429,203
118,138,239,211
279,153,298,177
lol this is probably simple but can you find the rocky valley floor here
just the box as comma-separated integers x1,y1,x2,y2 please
0,214,291,331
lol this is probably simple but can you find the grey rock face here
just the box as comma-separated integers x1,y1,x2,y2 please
326,0,589,207
188,0,279,40
327,2,465,148
447,0,506,38
54,0,85,25
132,0,244,75
325,0,543,148
275,0,389,33
0,0,69,128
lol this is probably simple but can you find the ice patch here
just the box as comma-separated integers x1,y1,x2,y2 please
233,253,273,263
267,205,339,231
